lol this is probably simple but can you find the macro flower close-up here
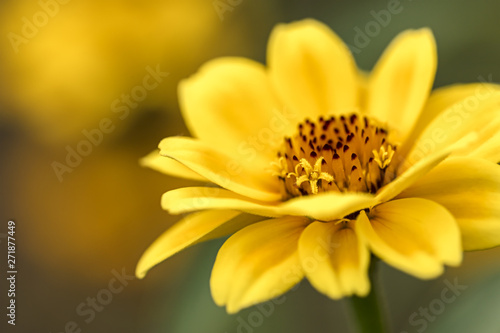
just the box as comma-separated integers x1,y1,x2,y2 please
4,1,500,332
136,17,500,327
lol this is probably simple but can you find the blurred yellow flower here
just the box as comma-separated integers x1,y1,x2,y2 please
0,0,218,144
137,19,500,313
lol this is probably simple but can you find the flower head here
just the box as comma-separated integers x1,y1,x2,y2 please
137,19,500,313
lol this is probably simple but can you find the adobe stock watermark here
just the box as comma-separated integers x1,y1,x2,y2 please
226,295,287,333
51,65,169,182
7,0,73,54
236,107,298,166
347,0,404,54
226,235,340,333
400,278,467,333
49,267,135,333
213,0,243,21
171,106,299,214
400,73,499,170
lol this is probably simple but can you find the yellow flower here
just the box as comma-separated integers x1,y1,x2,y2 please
136,19,500,313
0,0,218,144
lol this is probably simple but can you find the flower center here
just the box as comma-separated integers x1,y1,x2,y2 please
273,114,397,198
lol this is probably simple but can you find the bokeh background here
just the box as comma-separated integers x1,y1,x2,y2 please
1,0,500,332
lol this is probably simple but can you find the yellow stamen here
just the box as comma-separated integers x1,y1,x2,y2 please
289,157,334,194
274,114,398,197
270,156,288,178
372,145,395,169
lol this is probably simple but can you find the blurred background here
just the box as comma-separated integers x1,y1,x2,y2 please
1,0,500,332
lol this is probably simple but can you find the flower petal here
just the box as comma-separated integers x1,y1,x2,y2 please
162,186,377,222
136,210,249,278
140,150,207,181
210,216,309,313
469,131,500,163
268,19,358,118
278,191,376,222
159,137,281,202
366,29,436,141
298,221,370,299
178,57,292,167
406,85,500,163
398,84,495,157
357,198,462,279
162,186,281,217
397,157,500,250
375,132,477,203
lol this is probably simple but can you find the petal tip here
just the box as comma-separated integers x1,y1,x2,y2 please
210,279,228,308
135,270,146,280
135,260,149,280
139,150,159,168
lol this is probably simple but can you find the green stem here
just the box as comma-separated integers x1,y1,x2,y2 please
347,259,388,333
